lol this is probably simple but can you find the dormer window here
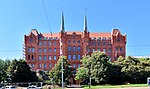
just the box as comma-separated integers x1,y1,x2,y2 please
97,37,101,40
108,37,111,40
49,37,52,40
102,37,106,41
53,37,57,40
117,37,120,42
92,37,96,40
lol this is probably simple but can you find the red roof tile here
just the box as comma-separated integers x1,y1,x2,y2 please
90,32,111,38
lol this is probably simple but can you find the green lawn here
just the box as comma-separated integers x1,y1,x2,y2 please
83,84,148,89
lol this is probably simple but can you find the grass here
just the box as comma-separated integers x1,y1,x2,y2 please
83,84,148,89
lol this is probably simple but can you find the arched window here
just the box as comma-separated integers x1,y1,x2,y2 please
68,46,71,52
78,46,80,52
73,46,76,52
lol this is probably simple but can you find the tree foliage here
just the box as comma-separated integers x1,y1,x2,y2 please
75,51,150,85
7,59,38,82
49,56,73,85
0,59,11,83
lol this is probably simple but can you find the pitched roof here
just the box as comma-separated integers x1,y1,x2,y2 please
90,32,111,38
28,29,38,36
42,33,59,37
66,32,83,35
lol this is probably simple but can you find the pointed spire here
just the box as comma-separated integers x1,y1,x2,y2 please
84,8,88,32
61,11,65,32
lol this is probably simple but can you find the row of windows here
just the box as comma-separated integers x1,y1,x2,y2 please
39,37,58,40
68,40,81,44
68,46,80,52
68,54,81,60
28,47,34,52
39,48,59,53
39,41,59,46
39,55,57,60
88,48,111,53
88,42,111,46
116,47,123,52
91,37,111,41
31,63,81,68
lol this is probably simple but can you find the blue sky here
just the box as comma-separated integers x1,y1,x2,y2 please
0,0,150,59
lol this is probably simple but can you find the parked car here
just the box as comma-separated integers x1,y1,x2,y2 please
0,86,4,89
27,85,38,89
5,86,16,89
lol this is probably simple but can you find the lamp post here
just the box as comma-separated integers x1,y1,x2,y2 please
88,66,91,89
62,57,64,89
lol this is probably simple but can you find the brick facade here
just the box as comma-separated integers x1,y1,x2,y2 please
24,14,126,71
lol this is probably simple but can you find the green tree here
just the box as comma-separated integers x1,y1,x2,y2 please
49,56,73,85
0,59,11,83
7,59,38,82
75,67,88,85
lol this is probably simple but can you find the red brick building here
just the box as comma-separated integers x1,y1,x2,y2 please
24,14,126,71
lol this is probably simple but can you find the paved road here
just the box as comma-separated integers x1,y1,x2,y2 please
66,87,150,89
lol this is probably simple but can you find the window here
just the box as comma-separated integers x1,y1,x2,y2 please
39,42,42,46
102,37,106,41
49,56,52,60
108,42,111,45
54,48,56,53
117,37,120,42
73,55,76,60
32,55,34,60
97,37,101,40
44,42,46,46
78,40,80,44
98,42,100,46
73,64,76,68
108,37,111,40
28,48,31,52
49,48,52,52
120,47,122,52
103,48,106,53
28,55,30,60
78,55,81,60
44,55,46,60
32,48,34,52
31,64,34,68
92,49,95,52
54,42,56,46
68,46,71,52
78,64,80,68
88,49,90,52
73,40,76,44
44,64,46,68
92,42,96,46
103,42,106,46
49,41,52,46
44,48,46,53
39,56,42,60
73,46,76,52
39,64,42,68
68,55,71,60
98,48,100,51
39,48,42,53
49,64,52,68
78,46,80,52
108,48,111,53
88,42,90,46
54,56,57,60
68,40,71,44
116,47,118,52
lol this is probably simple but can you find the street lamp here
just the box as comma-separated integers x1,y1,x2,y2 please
88,66,91,89
61,56,64,89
